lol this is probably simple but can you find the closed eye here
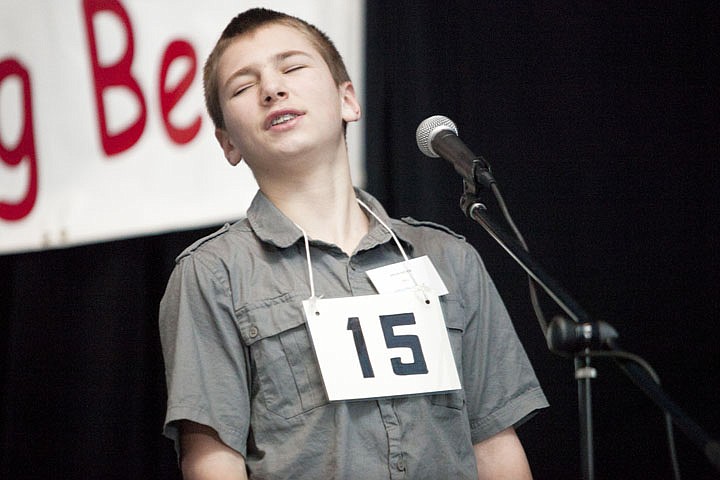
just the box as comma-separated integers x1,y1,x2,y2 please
284,64,306,73
233,83,255,96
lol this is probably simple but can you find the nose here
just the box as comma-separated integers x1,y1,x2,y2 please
263,90,287,104
260,72,288,104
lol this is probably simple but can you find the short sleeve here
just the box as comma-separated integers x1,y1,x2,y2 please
158,252,251,457
458,246,548,444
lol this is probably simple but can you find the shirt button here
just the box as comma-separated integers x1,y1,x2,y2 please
249,325,259,338
397,458,406,471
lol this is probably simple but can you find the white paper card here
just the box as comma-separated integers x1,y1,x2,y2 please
303,290,460,401
366,255,449,296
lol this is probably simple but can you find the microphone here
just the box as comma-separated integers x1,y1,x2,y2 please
415,115,496,189
545,315,619,354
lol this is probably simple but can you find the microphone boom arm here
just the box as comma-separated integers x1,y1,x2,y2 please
461,184,589,324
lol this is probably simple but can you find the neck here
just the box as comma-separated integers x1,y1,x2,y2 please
258,158,369,255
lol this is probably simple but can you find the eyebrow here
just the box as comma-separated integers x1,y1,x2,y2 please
223,50,314,89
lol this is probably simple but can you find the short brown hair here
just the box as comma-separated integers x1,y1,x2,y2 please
203,8,352,130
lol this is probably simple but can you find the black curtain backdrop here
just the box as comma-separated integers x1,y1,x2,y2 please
364,2,719,479
1,2,718,479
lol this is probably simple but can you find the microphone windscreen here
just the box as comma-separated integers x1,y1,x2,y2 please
416,115,458,158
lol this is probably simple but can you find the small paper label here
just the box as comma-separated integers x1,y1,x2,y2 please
366,255,449,296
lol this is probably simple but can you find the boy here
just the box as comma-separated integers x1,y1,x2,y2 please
159,8,547,479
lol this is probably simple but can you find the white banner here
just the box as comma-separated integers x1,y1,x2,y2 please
0,0,365,254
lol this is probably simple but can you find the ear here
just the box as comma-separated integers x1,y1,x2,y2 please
339,81,361,123
215,128,243,166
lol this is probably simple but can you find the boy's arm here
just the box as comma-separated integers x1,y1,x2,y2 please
179,421,248,480
473,427,533,480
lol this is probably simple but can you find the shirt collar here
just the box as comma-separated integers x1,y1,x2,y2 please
246,188,413,252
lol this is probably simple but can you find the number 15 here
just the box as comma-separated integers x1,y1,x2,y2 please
346,313,429,378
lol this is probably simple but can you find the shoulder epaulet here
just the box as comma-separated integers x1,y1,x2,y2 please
176,223,231,262
399,217,465,240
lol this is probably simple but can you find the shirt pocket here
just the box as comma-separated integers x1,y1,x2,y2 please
236,292,328,419
431,294,466,410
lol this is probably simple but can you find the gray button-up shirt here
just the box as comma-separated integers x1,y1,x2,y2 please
160,189,548,479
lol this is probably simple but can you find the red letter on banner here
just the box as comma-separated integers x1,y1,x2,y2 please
82,0,147,156
0,58,38,221
159,40,201,145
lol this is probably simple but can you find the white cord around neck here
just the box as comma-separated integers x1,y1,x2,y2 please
292,222,317,300
356,198,410,263
294,198,424,306
357,199,426,297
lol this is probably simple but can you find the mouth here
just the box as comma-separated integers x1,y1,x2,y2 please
271,113,299,126
267,111,303,129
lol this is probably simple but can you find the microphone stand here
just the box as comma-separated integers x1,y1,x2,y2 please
457,166,720,479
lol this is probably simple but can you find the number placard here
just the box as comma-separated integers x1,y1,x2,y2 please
303,290,461,401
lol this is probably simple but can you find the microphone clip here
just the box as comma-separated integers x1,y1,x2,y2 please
470,158,496,194
459,158,495,218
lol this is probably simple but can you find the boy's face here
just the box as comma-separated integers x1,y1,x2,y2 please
213,23,360,173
